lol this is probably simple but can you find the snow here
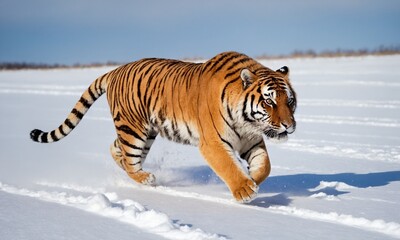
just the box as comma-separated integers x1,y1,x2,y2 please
1,55,400,239
0,182,222,240
309,181,356,191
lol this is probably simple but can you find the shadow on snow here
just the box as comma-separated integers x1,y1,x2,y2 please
252,170,400,207
152,164,400,207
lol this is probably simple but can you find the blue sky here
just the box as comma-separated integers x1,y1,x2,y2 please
1,0,399,64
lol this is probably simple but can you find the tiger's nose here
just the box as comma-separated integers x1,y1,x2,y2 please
281,121,296,134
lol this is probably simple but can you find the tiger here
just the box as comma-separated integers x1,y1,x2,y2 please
30,51,297,203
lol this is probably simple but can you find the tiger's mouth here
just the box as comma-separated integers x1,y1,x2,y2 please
264,129,287,138
264,129,289,143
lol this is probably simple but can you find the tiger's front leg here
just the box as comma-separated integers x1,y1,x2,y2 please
241,141,271,185
199,140,258,203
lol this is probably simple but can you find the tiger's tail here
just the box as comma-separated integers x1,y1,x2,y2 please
30,75,108,143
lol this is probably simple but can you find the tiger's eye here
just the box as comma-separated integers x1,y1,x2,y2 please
262,98,273,108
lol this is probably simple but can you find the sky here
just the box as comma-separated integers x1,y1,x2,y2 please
0,0,399,65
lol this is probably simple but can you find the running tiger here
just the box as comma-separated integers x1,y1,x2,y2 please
30,51,297,203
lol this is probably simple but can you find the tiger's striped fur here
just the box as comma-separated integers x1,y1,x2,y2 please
30,51,297,203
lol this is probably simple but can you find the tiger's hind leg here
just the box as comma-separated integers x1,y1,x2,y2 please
110,139,124,169
111,135,156,169
113,125,156,186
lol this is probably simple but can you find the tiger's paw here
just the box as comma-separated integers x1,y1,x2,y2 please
128,171,156,186
232,179,259,203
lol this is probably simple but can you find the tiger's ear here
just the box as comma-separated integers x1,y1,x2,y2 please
276,66,289,77
240,69,256,89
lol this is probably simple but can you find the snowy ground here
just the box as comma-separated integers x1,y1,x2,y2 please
1,55,399,239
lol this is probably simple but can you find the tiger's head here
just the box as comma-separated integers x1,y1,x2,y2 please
240,66,297,142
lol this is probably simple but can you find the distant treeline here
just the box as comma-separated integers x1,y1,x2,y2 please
256,45,400,60
0,61,121,70
1,45,399,70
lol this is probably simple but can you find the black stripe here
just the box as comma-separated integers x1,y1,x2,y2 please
127,168,142,174
240,140,262,159
50,131,57,141
147,135,156,140
88,87,97,101
119,136,141,151
126,153,142,158
148,77,162,112
94,77,102,95
201,52,230,74
227,107,233,121
144,63,155,76
58,126,66,136
213,53,239,75
220,79,238,103
250,94,255,105
220,110,241,139
226,57,252,71
140,64,156,106
220,135,234,149
186,64,198,92
186,124,193,138
79,97,91,108
116,125,146,142
225,68,242,78
201,59,215,74
136,77,148,120
224,62,259,80
267,82,275,88
40,133,48,143
158,110,166,124
248,152,265,163
138,59,156,73
224,68,242,79
242,93,256,123
126,161,141,166
244,115,256,123
174,131,182,143
163,126,172,140
64,119,75,129
278,83,287,89
222,80,236,122
208,104,234,150
136,61,155,101
144,65,164,107
113,112,121,122
181,65,191,80
256,86,262,94
249,94,259,119
71,108,84,119
129,144,143,150
125,63,138,89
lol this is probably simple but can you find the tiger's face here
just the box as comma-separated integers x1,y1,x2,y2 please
240,66,297,142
